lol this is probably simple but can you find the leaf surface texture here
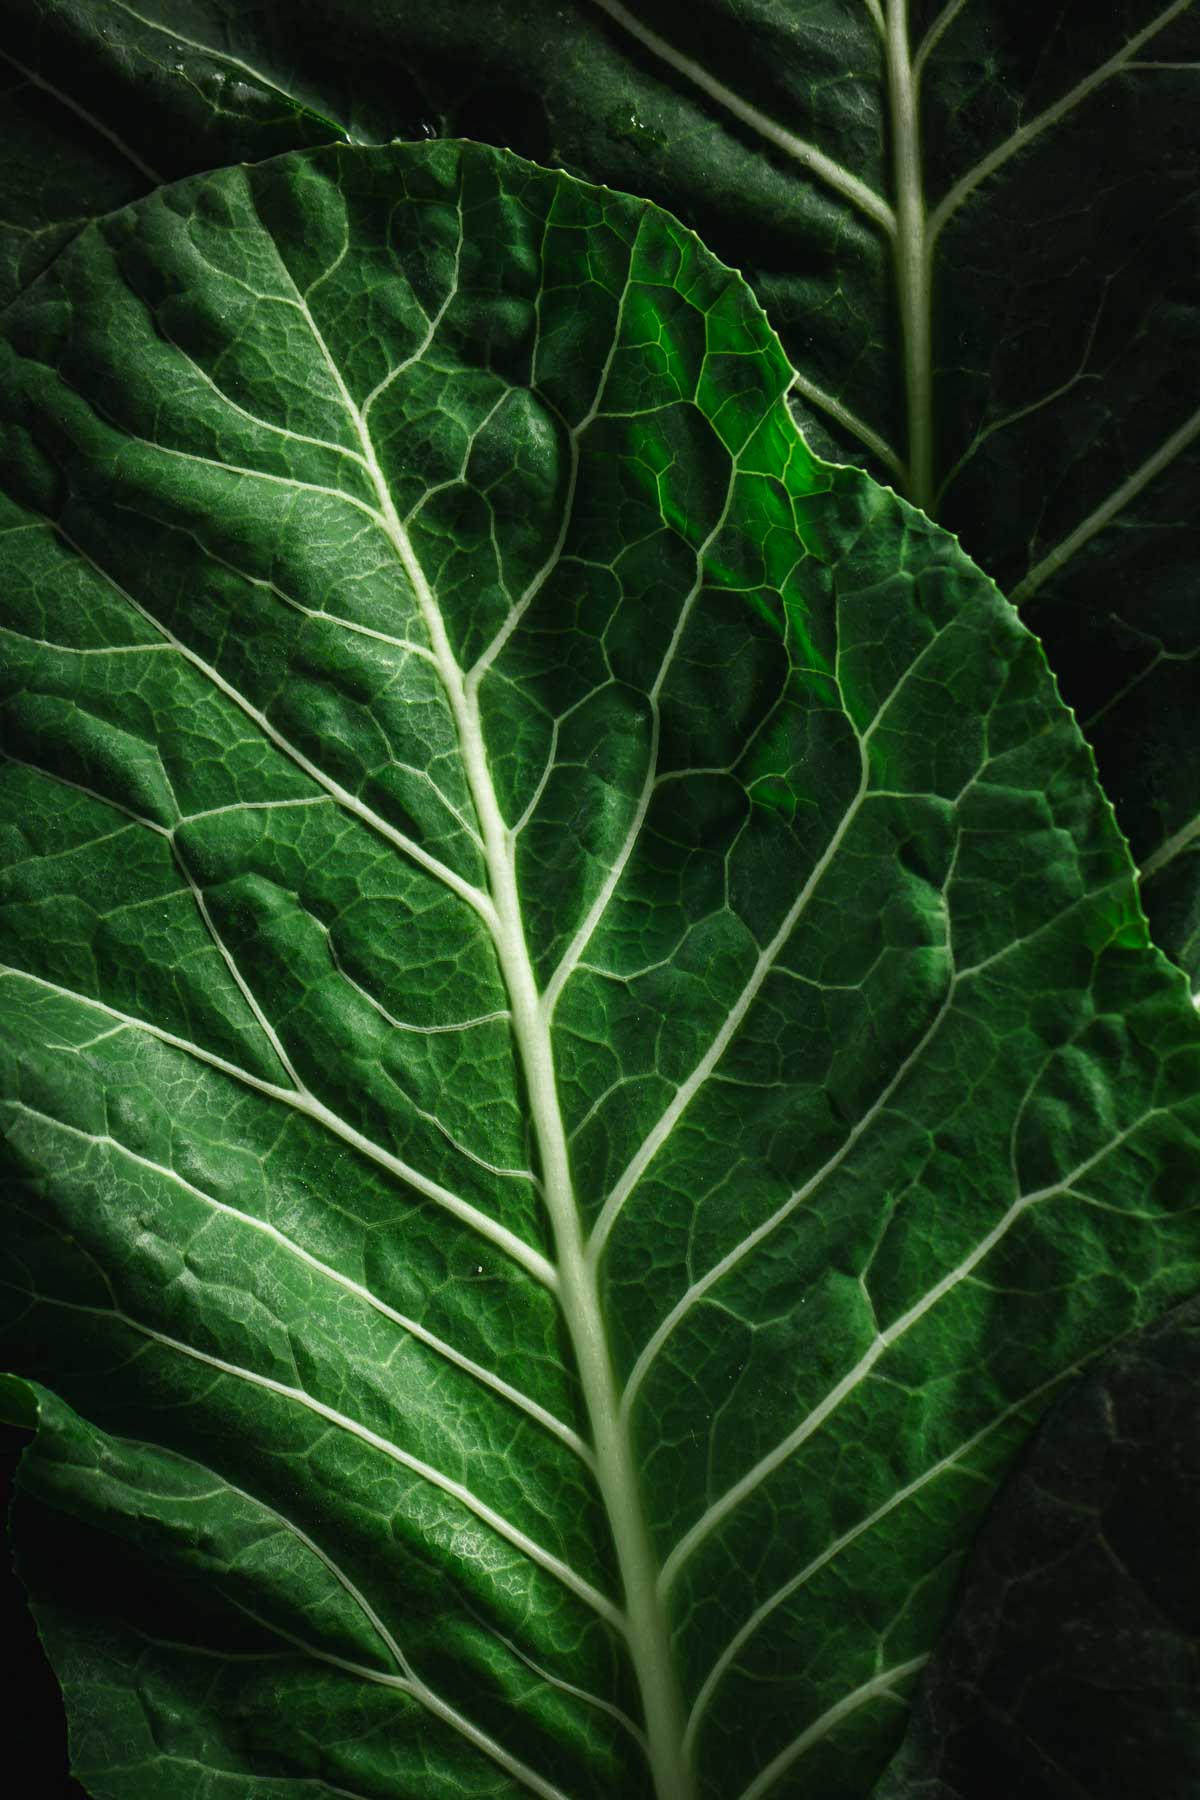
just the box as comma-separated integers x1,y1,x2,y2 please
2,140,1199,1800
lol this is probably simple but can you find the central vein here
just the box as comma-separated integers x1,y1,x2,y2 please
465,727,696,1800
335,369,694,1796
885,0,935,510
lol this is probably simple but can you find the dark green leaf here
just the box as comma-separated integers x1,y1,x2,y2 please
874,1292,1200,1800
2,138,1199,1800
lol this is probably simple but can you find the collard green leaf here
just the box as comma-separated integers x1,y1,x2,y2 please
874,1293,1200,1800
2,139,1200,1800
3,0,1196,987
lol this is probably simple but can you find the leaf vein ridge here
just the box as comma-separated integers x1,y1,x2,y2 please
585,0,896,233
658,1114,1160,1591
683,1356,1090,1747
590,753,872,1261
106,1428,576,1796
107,0,353,140
929,0,1196,238
6,1099,587,1462
23,1288,622,1630
735,1656,929,1799
33,514,493,922
230,1601,575,1800
3,52,163,184
1,965,556,1288
1011,403,1200,604
246,159,697,1793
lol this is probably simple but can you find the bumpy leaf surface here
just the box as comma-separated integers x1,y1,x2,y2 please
2,140,1199,1800
4,0,1197,984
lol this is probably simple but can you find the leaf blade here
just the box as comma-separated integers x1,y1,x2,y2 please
2,139,1199,1800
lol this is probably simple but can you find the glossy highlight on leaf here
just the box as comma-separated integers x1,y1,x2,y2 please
1,139,1199,1800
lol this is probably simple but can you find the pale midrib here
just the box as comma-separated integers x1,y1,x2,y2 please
586,0,1198,552
895,2,1197,519
376,457,697,1800
585,0,929,501
885,0,935,512
291,251,697,1798
901,0,1196,517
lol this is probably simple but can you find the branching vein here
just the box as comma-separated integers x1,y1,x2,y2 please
658,1114,1159,1590
8,1100,585,1462
684,1358,1088,1745
33,1291,621,1630
929,0,1197,239
1,965,555,1288
736,1657,928,1798
1011,404,1200,604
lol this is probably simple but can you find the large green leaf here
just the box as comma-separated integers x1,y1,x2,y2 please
3,0,1196,986
2,139,1199,1800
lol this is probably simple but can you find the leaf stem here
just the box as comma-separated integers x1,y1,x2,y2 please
885,0,935,511
451,666,696,1800
343,363,695,1799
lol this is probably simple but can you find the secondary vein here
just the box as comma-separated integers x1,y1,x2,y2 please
586,0,896,234
29,1289,621,1629
1,964,555,1288
8,1100,587,1462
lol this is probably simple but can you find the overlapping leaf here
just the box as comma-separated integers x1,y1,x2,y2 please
4,0,1196,984
877,1293,1200,1798
2,139,1199,1800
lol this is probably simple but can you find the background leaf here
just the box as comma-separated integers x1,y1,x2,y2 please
874,1292,1200,1800
0,1408,87,1797
2,137,1200,1799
